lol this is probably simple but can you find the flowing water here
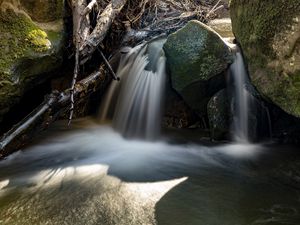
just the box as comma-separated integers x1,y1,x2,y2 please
230,50,250,142
0,40,300,225
99,38,166,140
0,119,300,225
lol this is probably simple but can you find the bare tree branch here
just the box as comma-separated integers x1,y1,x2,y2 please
79,0,128,59
0,64,110,158
82,0,98,16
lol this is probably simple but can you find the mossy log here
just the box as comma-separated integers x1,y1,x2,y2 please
0,64,110,159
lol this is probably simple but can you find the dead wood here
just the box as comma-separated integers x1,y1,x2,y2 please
0,0,227,158
79,0,128,62
69,0,127,124
0,65,110,159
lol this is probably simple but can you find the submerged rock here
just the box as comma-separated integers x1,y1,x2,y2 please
0,0,64,122
163,20,233,116
230,0,300,118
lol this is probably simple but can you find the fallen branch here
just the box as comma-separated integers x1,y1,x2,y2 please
98,48,120,81
0,64,110,159
69,0,127,123
82,0,98,16
79,0,128,60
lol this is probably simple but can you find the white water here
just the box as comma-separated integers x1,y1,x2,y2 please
2,119,300,225
99,39,167,140
230,51,250,142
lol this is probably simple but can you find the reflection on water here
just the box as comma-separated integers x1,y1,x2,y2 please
0,119,299,225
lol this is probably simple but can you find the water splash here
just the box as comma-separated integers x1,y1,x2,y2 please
230,50,250,142
99,38,167,140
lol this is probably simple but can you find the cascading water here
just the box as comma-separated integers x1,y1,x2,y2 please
230,49,250,142
1,42,299,225
99,38,167,140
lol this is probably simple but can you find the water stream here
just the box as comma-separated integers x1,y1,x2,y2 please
0,40,299,225
230,50,250,142
100,38,166,140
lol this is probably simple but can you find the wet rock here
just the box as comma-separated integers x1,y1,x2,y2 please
163,83,199,129
207,84,274,142
230,0,300,118
163,20,233,116
207,89,230,140
0,0,65,122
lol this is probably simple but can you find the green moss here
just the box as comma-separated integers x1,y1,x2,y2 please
0,7,64,121
230,0,300,72
251,67,300,117
164,20,232,91
231,0,300,56
230,0,300,117
0,9,51,76
27,29,51,52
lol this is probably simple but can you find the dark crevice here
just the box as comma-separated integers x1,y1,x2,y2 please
0,80,52,136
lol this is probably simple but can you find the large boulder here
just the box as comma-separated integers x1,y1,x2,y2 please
230,0,300,117
163,20,233,116
0,0,64,122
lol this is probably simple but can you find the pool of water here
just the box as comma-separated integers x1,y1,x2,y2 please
0,118,299,225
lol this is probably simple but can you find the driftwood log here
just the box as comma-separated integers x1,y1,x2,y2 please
0,65,110,159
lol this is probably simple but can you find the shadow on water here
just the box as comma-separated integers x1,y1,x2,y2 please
155,164,300,225
0,118,300,225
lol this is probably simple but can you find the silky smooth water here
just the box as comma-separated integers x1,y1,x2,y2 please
230,51,250,142
0,119,299,225
99,38,166,140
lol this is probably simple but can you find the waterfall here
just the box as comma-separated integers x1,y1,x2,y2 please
230,50,250,142
99,38,167,140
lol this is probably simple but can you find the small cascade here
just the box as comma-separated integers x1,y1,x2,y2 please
99,45,143,121
99,38,167,140
230,50,250,142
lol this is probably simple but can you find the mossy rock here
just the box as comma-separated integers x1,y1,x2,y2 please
0,1,64,122
230,0,300,117
20,0,64,22
163,20,233,116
